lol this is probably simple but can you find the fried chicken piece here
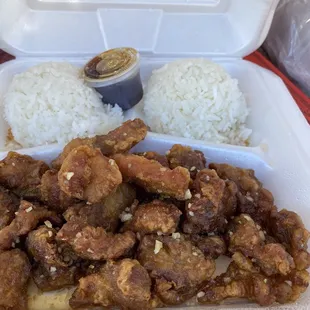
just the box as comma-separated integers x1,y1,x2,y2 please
123,200,182,235
190,235,227,259
198,261,277,306
32,263,77,292
209,163,276,226
183,169,237,234
0,249,31,310
52,119,148,169
64,183,136,233
57,221,136,260
0,151,49,199
27,226,67,270
0,200,61,251
70,259,152,310
228,214,265,256
113,154,190,200
228,215,295,276
138,234,215,305
40,169,78,212
270,209,310,270
0,186,19,229
167,144,206,179
58,145,122,204
137,151,169,167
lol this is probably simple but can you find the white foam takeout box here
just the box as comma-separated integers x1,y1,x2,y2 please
1,0,310,309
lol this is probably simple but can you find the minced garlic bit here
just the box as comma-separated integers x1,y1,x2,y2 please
229,231,233,236
172,232,181,239
15,237,20,244
190,166,196,172
76,232,82,238
264,279,268,284
109,159,115,166
120,212,133,222
89,265,95,269
160,167,167,172
154,240,163,254
206,175,210,181
86,201,92,205
259,231,266,241
87,248,94,254
48,231,53,238
188,203,192,209
243,215,251,221
15,212,18,216
224,219,228,224
189,211,194,217
197,291,205,298
12,163,16,166
184,189,192,200
64,172,74,181
25,206,33,213
11,242,15,248
195,193,201,199
44,220,53,228
157,231,163,236
192,252,198,256
50,266,57,273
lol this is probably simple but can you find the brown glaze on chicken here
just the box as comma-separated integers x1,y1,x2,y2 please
70,259,152,310
52,118,147,169
123,199,182,235
113,153,190,200
58,145,122,204
0,151,49,199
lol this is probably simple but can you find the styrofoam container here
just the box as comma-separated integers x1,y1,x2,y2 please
1,0,310,309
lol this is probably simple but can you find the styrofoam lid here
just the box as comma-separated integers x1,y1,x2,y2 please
0,0,279,58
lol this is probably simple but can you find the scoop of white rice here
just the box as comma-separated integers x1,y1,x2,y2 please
4,62,124,148
143,59,252,145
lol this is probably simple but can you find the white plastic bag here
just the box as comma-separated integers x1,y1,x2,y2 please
263,0,310,96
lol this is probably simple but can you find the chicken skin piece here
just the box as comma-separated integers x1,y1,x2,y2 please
123,200,182,235
190,235,227,259
70,259,153,310
138,234,215,305
137,151,170,167
58,145,122,204
52,118,148,169
64,183,136,233
40,169,78,213
167,144,206,179
270,209,310,270
0,200,61,251
0,151,49,199
228,215,295,276
0,249,31,310
0,186,20,229
57,221,136,261
209,163,276,227
183,169,238,234
113,154,190,200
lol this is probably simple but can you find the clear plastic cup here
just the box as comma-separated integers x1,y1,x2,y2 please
83,47,143,111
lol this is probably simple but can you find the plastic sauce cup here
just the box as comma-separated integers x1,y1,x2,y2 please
83,47,143,111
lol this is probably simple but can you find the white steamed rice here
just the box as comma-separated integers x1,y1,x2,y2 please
143,58,252,145
4,62,124,148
